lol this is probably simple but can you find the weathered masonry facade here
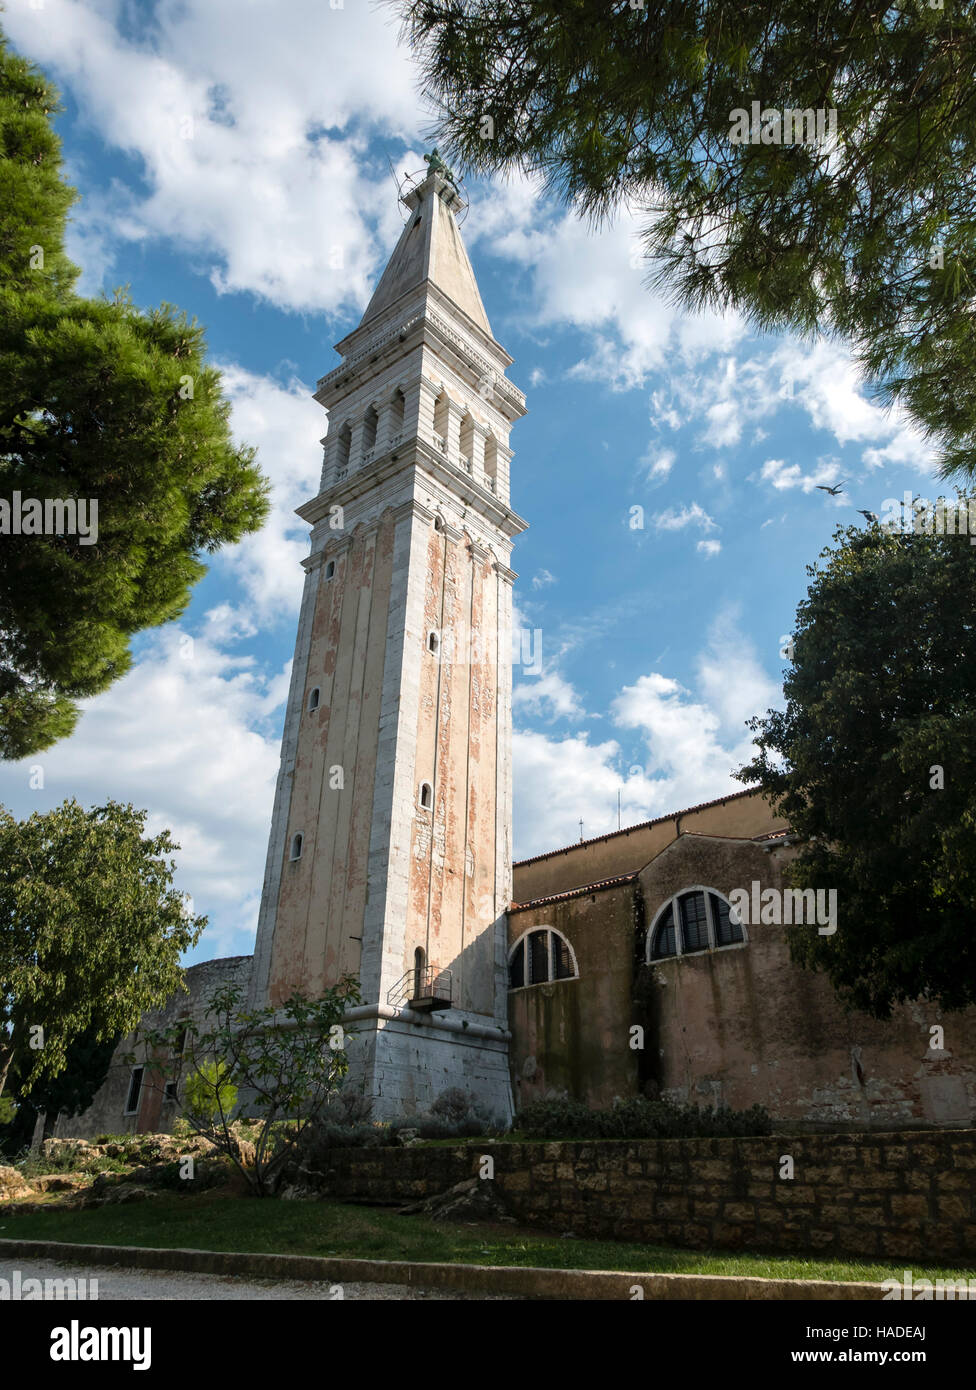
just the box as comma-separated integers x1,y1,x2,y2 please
508,789,976,1130
249,169,527,1120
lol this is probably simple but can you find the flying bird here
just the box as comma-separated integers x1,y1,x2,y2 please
858,510,879,524
816,481,846,496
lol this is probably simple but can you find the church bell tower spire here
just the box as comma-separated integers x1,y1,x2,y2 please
250,162,528,1119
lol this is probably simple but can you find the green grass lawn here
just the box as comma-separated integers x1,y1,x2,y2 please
1,1193,973,1285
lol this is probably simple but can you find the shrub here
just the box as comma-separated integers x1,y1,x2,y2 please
428,1087,471,1125
134,977,361,1196
317,1086,374,1128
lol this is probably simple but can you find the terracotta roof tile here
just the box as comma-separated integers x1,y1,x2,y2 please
510,871,640,912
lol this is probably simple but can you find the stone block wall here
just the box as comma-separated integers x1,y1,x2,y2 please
321,1130,976,1263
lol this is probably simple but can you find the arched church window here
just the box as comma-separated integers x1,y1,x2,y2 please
459,413,475,472
324,560,336,581
290,833,304,861
362,405,378,455
427,630,439,654
419,782,433,811
307,687,320,712
390,388,406,443
433,391,449,453
648,889,744,961
484,432,499,491
413,946,426,997
508,927,578,988
336,423,351,474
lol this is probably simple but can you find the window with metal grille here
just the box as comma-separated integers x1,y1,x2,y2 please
509,928,578,987
509,939,525,988
680,891,709,952
651,903,677,959
528,930,550,984
648,888,746,962
712,892,743,945
552,933,574,980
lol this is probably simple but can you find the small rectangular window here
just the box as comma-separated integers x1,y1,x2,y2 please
163,1081,178,1105
124,1066,144,1116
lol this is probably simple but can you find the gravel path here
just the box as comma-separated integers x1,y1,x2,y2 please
2,1257,514,1300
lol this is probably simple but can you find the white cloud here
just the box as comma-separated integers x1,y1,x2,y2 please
697,539,722,557
469,180,745,391
531,568,557,590
664,337,937,475
695,608,781,733
513,670,585,722
512,729,655,859
5,0,421,315
653,502,718,532
755,456,846,495
511,612,782,860
642,446,676,481
0,624,287,962
214,366,325,620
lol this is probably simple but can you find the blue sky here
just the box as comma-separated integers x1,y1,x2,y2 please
0,0,938,963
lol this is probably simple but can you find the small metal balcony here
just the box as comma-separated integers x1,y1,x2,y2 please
387,966,453,1013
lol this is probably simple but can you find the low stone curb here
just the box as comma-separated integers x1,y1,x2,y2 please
0,1239,888,1300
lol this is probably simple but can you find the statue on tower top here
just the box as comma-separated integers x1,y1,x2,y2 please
423,147,459,191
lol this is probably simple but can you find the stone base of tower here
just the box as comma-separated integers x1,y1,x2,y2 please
342,1006,514,1125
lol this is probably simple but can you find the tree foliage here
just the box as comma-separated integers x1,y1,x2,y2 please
0,798,204,1098
0,30,270,758
737,518,976,1017
183,1058,238,1126
0,1024,119,1156
398,0,976,476
137,979,362,1196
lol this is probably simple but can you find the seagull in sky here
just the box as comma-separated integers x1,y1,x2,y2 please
858,510,879,524
815,481,846,496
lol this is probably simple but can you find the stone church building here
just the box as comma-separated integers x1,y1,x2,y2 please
64,165,976,1139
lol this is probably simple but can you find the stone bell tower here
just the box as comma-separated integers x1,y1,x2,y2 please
250,163,527,1120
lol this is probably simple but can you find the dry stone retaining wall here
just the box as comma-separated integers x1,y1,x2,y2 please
321,1130,976,1262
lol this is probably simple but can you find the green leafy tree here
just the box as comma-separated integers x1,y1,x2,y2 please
0,30,270,758
398,0,976,477
0,1024,119,1155
737,517,976,1017
0,799,204,1098
138,979,362,1195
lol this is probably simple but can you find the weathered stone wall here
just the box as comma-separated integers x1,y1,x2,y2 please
507,880,641,1111
642,837,976,1130
506,822,976,1130
321,1131,976,1262
56,956,252,1141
